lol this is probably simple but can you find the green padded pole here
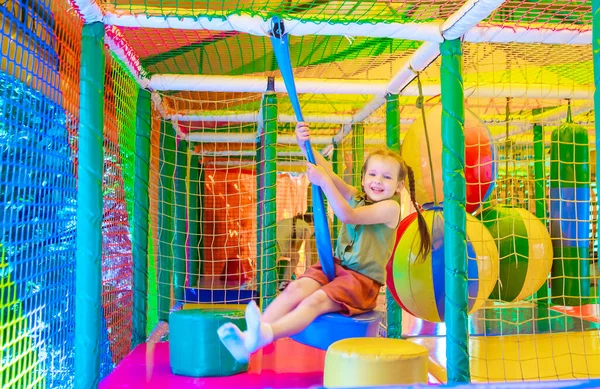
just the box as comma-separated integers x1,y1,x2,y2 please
132,88,151,348
533,124,550,307
158,121,176,321
385,93,402,339
173,140,188,301
256,139,264,296
550,105,590,306
386,94,401,152
261,90,278,307
188,154,201,288
533,125,547,224
199,167,206,276
331,144,343,240
440,38,470,383
594,0,600,300
352,124,364,189
75,22,105,389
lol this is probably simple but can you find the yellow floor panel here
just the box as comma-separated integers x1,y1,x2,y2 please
410,330,600,383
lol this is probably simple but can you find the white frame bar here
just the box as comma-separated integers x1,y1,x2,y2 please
100,11,591,45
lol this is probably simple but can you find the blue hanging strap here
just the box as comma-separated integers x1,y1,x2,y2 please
269,17,335,282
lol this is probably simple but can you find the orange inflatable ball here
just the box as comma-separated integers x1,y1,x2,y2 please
401,105,497,213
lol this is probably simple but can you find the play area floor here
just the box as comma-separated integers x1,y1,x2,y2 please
101,301,600,388
100,338,326,389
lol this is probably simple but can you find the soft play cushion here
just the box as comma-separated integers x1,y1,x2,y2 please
324,338,429,387
169,309,248,377
290,310,382,350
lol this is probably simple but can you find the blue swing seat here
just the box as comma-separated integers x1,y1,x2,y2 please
290,310,383,350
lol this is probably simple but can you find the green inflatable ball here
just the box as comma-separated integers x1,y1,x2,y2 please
479,206,553,302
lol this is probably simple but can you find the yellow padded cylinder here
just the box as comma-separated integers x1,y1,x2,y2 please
324,338,429,388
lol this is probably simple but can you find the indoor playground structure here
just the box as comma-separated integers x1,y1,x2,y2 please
1,0,599,388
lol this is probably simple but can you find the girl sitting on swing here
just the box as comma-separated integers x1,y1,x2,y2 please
218,122,430,363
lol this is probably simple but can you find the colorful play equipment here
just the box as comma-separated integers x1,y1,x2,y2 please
290,310,382,350
2,0,599,388
386,206,500,323
323,338,429,387
270,17,379,349
550,106,592,306
169,309,249,377
479,205,554,302
402,104,497,213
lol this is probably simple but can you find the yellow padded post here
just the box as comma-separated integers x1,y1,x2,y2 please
324,338,429,388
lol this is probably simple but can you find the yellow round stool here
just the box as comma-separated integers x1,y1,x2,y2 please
324,338,429,388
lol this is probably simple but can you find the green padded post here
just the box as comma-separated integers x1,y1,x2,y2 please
385,93,402,339
75,22,105,389
188,154,201,288
132,88,151,348
199,166,206,276
174,140,188,301
147,231,158,335
533,124,550,309
331,144,343,240
256,138,264,294
594,0,600,300
533,124,547,225
158,121,176,321
550,105,590,306
386,93,401,152
261,89,278,307
169,309,248,377
352,124,365,189
440,38,470,383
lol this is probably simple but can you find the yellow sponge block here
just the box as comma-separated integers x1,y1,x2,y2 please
324,338,429,388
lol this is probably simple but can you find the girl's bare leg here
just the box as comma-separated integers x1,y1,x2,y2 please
262,277,322,323
245,289,341,352
218,278,326,363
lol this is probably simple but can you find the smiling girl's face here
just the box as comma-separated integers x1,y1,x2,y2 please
362,154,404,202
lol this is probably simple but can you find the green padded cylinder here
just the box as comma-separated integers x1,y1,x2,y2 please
169,309,249,377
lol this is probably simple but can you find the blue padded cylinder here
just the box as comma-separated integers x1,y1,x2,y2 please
169,309,249,377
291,311,382,350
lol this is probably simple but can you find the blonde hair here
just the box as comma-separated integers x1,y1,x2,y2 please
361,149,431,262
361,149,408,182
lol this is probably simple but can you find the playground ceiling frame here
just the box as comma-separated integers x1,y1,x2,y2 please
68,0,594,145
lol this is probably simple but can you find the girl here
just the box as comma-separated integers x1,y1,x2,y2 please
218,122,430,363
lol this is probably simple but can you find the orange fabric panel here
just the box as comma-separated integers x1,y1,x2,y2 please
203,168,256,280
202,170,309,284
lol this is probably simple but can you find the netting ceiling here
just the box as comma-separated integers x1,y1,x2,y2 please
121,30,423,78
100,0,465,23
90,0,594,130
100,0,591,28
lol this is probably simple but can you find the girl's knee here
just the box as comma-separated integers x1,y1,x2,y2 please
282,279,301,295
284,278,315,295
300,290,337,311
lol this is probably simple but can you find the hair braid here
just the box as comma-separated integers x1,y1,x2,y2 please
406,165,431,262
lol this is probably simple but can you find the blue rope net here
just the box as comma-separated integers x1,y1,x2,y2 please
0,69,77,387
1,1,82,387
